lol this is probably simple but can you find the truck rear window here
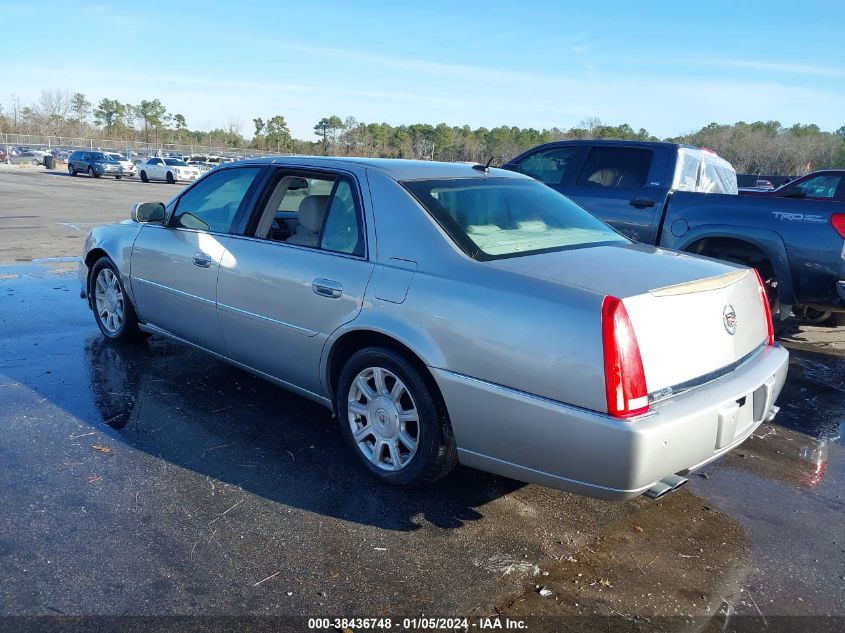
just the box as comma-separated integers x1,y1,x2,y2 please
402,177,627,260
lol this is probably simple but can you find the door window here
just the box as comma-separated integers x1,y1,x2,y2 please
515,146,578,185
172,167,260,233
793,174,841,198
254,172,364,255
576,147,653,188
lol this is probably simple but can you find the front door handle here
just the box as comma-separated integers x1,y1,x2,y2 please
312,278,342,298
629,197,656,208
192,252,212,268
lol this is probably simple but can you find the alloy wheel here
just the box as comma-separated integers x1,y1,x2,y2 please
347,366,420,471
94,268,125,334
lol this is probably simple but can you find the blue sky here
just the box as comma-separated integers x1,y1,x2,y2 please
1,0,843,139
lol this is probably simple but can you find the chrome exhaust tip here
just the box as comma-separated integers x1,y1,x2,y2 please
644,474,688,499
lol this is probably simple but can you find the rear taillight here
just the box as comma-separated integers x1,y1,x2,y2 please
601,296,649,418
832,214,845,239
752,269,775,346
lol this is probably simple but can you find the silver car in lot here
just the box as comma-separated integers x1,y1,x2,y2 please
78,157,788,499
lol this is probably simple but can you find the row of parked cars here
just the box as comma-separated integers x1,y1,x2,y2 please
66,151,202,183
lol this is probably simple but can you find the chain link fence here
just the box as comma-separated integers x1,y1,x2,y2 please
1,132,280,158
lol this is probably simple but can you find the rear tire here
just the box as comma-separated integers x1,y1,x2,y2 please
115,175,122,180
335,346,457,487
794,306,834,325
68,164,76,176
140,170,148,183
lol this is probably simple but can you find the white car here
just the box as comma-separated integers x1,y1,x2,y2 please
106,153,137,178
138,157,200,184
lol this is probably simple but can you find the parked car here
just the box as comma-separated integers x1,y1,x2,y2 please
504,140,845,322
67,151,123,179
0,148,7,163
106,152,138,178
8,149,48,166
78,157,787,499
138,157,200,183
739,170,845,202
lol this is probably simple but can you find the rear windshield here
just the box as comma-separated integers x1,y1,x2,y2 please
164,159,188,166
403,177,627,260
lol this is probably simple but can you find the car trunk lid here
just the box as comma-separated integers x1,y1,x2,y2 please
488,243,769,395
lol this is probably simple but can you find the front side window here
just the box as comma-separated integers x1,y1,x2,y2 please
403,177,627,259
576,147,653,188
516,146,578,185
172,167,260,233
794,174,841,198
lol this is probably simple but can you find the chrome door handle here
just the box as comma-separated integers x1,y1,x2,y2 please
192,252,212,268
312,278,342,298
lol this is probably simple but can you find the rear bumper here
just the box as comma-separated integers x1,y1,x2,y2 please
433,343,789,500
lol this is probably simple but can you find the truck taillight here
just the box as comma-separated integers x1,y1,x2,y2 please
602,296,649,418
752,269,775,346
832,214,845,239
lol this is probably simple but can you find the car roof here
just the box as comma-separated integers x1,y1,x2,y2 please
226,155,530,181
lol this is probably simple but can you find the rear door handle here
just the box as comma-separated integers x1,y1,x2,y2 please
629,197,656,208
312,278,342,298
192,252,212,268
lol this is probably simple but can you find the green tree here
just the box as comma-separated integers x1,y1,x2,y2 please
265,115,291,151
93,99,125,136
134,99,167,142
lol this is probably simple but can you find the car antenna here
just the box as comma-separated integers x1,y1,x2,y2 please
472,156,494,174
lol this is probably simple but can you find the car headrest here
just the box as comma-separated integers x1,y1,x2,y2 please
298,195,330,233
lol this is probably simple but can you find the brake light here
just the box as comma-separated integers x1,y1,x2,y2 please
602,296,649,418
752,269,775,346
832,214,845,239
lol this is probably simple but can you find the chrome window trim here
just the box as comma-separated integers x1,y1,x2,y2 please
133,277,215,307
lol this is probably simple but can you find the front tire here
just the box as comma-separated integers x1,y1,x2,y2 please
166,171,175,184
89,258,146,342
88,166,98,179
335,346,457,487
140,170,149,182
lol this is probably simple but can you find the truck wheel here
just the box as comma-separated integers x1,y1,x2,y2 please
335,346,457,487
793,306,834,325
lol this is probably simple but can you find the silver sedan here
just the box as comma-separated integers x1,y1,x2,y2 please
78,157,788,499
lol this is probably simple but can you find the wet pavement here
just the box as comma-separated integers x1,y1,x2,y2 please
1,262,843,629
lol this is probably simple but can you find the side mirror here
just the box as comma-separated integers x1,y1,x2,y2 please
132,202,166,223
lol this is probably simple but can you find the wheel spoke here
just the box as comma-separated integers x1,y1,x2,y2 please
371,439,385,465
353,424,372,442
354,376,375,402
389,379,404,405
398,410,418,424
398,430,417,451
373,367,388,395
388,440,402,469
348,401,368,418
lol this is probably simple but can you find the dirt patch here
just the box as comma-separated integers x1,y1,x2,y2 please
498,490,750,629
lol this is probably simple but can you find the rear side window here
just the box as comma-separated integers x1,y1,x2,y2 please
172,167,260,233
515,146,578,185
320,179,364,256
576,147,653,188
794,174,841,198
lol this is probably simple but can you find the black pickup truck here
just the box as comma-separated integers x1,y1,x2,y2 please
504,140,845,322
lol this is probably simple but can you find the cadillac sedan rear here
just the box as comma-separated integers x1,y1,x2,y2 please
397,173,788,499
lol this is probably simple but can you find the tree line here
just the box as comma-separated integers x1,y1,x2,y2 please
2,89,843,175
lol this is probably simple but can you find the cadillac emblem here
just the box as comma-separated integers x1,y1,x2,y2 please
723,305,737,335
